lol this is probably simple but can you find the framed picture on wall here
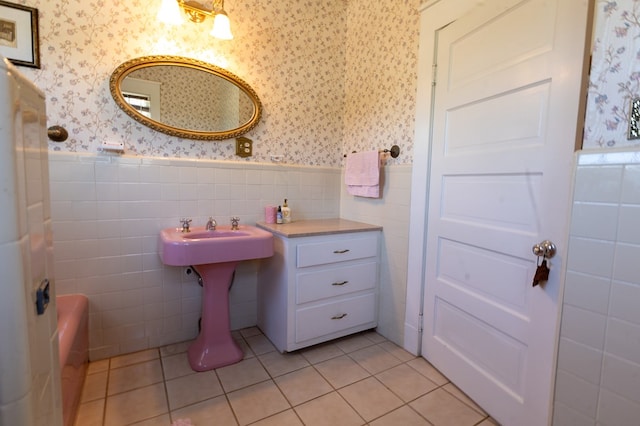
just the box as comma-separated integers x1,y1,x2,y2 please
0,0,40,68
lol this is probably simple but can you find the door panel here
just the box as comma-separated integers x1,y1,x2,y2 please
448,0,555,90
437,239,531,310
433,299,527,396
422,0,590,424
441,174,542,233
445,83,550,154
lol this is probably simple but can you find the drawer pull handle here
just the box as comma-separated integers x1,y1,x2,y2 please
332,281,348,286
333,249,350,254
331,313,348,320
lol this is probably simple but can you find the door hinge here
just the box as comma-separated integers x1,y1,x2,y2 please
431,63,437,87
418,313,424,333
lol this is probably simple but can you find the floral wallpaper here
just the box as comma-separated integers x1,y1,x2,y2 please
10,0,421,166
585,0,640,149
8,0,636,164
343,0,420,165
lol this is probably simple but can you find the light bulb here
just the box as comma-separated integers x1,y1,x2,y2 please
210,12,233,40
157,0,184,25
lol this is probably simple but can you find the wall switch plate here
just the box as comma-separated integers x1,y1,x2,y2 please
236,137,253,157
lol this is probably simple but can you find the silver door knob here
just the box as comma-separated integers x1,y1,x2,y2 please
532,240,556,258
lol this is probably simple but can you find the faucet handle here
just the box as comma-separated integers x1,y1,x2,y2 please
179,218,192,233
230,216,240,230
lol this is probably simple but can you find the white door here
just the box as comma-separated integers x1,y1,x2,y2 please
421,0,591,425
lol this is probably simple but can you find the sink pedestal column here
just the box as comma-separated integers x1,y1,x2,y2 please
188,261,243,371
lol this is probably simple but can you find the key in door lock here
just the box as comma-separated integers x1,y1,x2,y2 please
532,240,556,259
532,240,556,287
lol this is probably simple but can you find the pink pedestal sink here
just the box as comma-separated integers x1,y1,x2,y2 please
159,224,273,371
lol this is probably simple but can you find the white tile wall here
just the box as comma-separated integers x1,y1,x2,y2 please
47,150,412,360
49,152,341,360
340,164,413,346
597,389,640,426
554,149,640,425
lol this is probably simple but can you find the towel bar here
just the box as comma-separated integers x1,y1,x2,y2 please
343,144,400,158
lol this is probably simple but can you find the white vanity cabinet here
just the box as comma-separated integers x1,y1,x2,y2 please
257,219,381,353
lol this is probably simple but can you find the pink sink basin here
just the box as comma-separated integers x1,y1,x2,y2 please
159,225,274,266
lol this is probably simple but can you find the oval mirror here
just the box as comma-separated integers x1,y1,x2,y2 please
109,55,262,140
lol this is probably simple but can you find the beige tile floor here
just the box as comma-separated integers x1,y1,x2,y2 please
75,329,499,426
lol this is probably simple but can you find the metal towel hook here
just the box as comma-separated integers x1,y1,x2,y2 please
47,125,68,142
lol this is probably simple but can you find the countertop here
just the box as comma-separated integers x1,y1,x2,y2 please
256,218,382,238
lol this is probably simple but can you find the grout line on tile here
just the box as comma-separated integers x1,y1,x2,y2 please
159,346,171,425
100,358,111,425
333,386,368,425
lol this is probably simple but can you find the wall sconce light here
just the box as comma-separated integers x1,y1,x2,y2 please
157,0,234,40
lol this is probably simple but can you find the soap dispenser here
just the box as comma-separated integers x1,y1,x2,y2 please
282,199,291,223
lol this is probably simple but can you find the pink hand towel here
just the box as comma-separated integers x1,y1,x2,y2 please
345,150,381,198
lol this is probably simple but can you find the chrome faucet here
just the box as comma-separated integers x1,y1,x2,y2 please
230,216,240,230
206,217,217,231
180,218,192,233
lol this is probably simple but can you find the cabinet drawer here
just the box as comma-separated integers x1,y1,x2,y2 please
295,292,376,343
296,262,377,304
297,235,378,268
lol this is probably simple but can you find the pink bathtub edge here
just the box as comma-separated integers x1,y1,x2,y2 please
57,294,89,426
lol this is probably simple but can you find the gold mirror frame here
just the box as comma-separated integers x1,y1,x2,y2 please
109,55,262,140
